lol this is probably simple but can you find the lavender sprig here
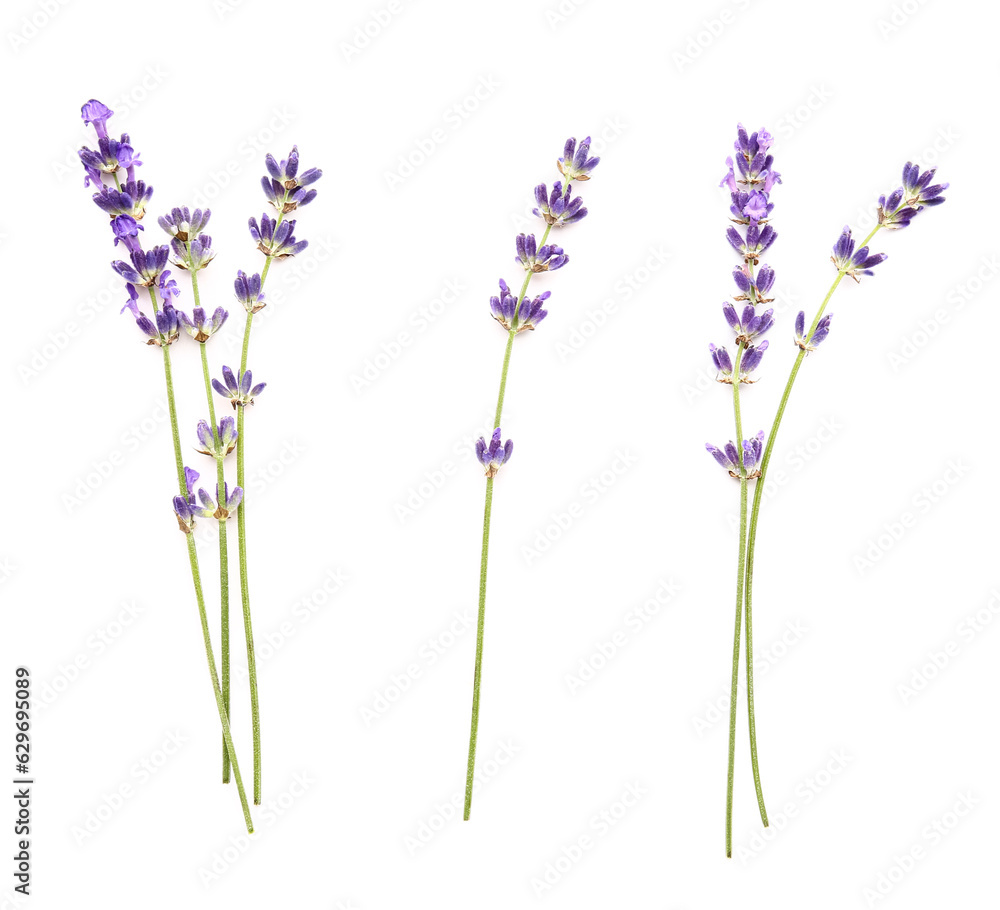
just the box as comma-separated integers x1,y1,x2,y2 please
464,136,600,821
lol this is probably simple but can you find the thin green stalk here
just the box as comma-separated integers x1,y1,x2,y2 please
199,338,232,784
725,344,748,857
232,194,287,805
463,224,553,821
741,224,883,816
147,286,252,830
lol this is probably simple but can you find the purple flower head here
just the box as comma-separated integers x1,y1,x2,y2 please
712,339,768,383
727,222,777,264
195,416,239,457
78,135,141,183
710,343,734,379
878,162,948,229
170,234,216,271
722,302,774,343
249,213,308,259
475,428,514,478
263,146,322,212
212,366,267,409
729,123,781,192
110,214,144,252
81,99,114,139
794,311,833,352
533,181,587,227
158,207,211,242
742,191,770,222
178,305,228,343
157,269,181,304
515,233,569,273
132,301,179,347
831,226,888,281
195,482,244,521
93,181,153,221
234,270,266,314
173,492,198,533
557,136,600,182
705,430,765,478
731,264,775,302
112,245,170,287
489,278,550,333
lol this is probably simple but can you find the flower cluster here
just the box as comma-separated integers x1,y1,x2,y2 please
212,366,267,408
489,279,550,333
475,428,513,478
195,417,238,457
173,467,244,530
878,162,948,229
706,431,765,479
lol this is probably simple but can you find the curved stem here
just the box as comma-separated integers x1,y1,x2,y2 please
463,222,552,820
742,225,883,813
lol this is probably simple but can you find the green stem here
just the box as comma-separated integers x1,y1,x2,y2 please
231,195,287,805
199,338,231,784
463,223,553,821
725,344,748,858
148,288,252,829
741,224,883,817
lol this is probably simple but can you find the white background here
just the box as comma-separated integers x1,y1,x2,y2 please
2,0,996,906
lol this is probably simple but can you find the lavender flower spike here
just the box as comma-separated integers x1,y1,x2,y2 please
557,136,600,182
112,245,171,287
93,181,154,221
489,279,550,333
515,233,569,272
196,417,239,457
262,145,322,213
710,340,768,382
830,227,888,282
705,430,765,479
794,311,833,352
178,306,228,343
234,270,266,314
533,182,587,227
158,207,211,241
212,366,267,408
475,428,514,478
249,214,308,259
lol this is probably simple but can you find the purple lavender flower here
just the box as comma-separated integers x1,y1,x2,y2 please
732,264,775,301
710,343,734,380
249,214,308,259
78,135,142,184
81,99,114,139
173,465,204,531
830,227,888,281
557,136,600,182
234,270,266,314
515,233,569,272
93,181,153,221
195,483,244,520
179,306,228,343
157,270,181,304
533,182,587,227
195,416,238,457
170,235,216,271
794,311,833,351
711,340,768,382
705,430,765,478
722,303,775,343
111,214,144,252
112,244,170,286
212,366,267,408
721,124,781,192
475,428,513,478
158,207,211,241
112,245,170,287
262,146,322,213
131,301,179,346
489,279,550,333
726,222,777,264
878,162,949,229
